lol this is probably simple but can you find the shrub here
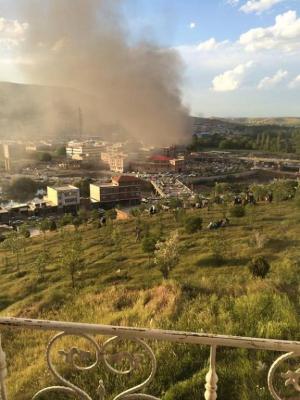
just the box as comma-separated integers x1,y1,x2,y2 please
248,256,270,279
142,235,157,259
230,205,246,218
49,220,57,231
184,216,202,234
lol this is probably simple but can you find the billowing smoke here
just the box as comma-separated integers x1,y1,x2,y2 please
13,0,191,146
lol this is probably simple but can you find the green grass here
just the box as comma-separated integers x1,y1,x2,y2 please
0,200,299,399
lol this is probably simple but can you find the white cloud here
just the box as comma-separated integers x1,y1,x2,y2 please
212,61,254,92
240,0,285,14
227,0,240,6
189,22,196,29
197,38,229,51
240,10,300,52
289,74,300,88
0,17,28,48
257,69,288,89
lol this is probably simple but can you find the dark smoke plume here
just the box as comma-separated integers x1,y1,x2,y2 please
14,0,191,146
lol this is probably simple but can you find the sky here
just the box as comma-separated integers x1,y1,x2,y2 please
0,0,300,117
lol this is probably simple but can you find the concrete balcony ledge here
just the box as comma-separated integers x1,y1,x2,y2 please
0,317,299,400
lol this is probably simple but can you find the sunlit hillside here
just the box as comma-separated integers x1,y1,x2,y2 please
1,196,299,399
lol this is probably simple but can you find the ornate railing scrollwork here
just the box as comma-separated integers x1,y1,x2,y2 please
268,352,300,400
32,332,160,400
1,317,300,400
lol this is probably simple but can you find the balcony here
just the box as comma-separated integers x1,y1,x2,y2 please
0,317,299,399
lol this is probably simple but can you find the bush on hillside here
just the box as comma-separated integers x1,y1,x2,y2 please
49,220,57,231
248,256,270,279
184,216,202,234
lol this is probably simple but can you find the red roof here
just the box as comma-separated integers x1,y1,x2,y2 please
150,155,171,162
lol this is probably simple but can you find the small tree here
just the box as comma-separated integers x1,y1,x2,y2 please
154,231,179,279
253,231,268,249
142,235,157,265
249,256,270,279
40,219,50,239
1,231,23,272
59,213,73,227
184,215,202,234
174,208,186,224
61,231,85,289
35,250,49,280
49,220,57,231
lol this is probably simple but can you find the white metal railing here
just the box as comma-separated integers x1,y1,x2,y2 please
0,317,299,399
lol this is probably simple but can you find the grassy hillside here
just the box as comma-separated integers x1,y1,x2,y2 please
0,199,300,399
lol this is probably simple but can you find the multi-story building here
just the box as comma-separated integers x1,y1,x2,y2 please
66,141,103,162
130,155,187,174
46,185,80,211
90,175,141,206
101,152,130,173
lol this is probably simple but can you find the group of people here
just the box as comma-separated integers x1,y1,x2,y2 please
207,218,230,230
233,191,256,206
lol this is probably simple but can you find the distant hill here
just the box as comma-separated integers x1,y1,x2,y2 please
193,116,300,128
224,117,300,127
192,116,300,136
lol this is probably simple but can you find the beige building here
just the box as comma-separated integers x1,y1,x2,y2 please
90,175,141,206
46,185,80,208
101,152,130,173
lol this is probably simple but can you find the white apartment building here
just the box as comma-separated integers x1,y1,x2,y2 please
66,141,103,162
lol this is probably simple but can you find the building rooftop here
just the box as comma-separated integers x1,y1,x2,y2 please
112,175,141,184
48,185,78,191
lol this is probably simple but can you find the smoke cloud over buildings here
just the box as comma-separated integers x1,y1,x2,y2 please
11,0,191,146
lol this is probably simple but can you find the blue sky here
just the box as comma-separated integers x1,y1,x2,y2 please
0,0,300,117
122,0,300,117
122,0,298,46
